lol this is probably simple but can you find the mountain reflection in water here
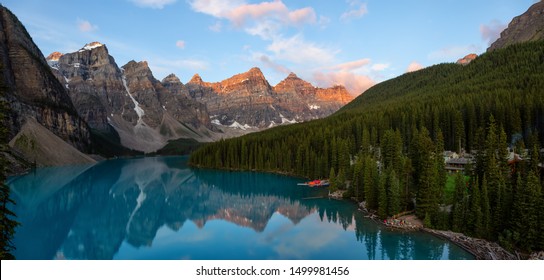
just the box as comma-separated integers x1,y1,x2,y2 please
8,156,473,260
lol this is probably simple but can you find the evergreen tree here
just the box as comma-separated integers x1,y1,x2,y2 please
377,171,388,219
352,158,364,201
451,173,466,232
423,212,432,228
469,180,484,237
387,169,401,216
329,167,337,192
363,156,378,209
517,171,540,251
435,130,447,204
0,94,18,259
414,127,439,220
480,176,491,239
336,168,346,190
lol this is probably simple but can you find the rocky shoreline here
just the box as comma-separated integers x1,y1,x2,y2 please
353,202,534,260
421,228,517,260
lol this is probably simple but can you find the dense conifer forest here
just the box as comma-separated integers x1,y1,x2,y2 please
190,41,544,252
0,72,18,259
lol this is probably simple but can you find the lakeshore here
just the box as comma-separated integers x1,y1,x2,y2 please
326,186,544,260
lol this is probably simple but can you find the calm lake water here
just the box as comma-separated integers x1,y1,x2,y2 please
7,156,473,260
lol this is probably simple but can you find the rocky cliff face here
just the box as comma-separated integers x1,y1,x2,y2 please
456,54,478,65
186,69,353,129
54,42,130,132
0,5,91,154
161,74,211,128
274,73,353,118
488,1,544,51
186,67,279,128
49,43,215,153
37,45,351,152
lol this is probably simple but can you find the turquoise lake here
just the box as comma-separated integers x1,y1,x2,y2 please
7,156,473,260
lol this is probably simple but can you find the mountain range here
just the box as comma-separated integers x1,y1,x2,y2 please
0,3,352,167
45,42,353,154
2,0,543,168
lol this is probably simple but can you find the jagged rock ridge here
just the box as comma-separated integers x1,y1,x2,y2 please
488,1,544,51
49,43,216,153
186,69,353,129
0,5,91,166
46,40,353,153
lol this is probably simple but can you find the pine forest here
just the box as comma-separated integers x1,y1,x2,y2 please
190,41,544,252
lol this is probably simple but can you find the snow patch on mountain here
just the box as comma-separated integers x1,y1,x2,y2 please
279,114,297,124
122,75,145,126
229,121,253,130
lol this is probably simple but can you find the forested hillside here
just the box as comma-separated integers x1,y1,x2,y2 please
190,40,544,252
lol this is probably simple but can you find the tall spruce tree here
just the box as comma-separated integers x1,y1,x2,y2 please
451,173,467,232
387,169,401,216
0,84,18,259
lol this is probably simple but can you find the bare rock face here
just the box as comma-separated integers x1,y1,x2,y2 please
456,53,478,65
46,51,63,61
186,69,353,128
161,74,211,128
122,60,163,128
49,42,214,153
186,68,278,127
488,1,544,51
54,42,134,132
0,5,91,152
274,72,317,96
274,73,353,118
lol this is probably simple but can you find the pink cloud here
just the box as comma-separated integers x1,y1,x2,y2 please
288,7,317,25
313,71,375,96
406,61,423,72
77,19,97,32
228,1,286,26
190,0,316,28
175,40,186,49
325,58,371,72
480,20,506,46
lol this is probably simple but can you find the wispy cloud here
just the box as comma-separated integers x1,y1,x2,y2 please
209,21,222,32
77,19,98,32
340,0,368,21
371,63,390,71
480,20,506,46
189,1,327,65
324,58,371,72
267,35,337,66
175,40,186,49
189,0,374,95
190,0,316,28
406,61,424,72
259,54,291,75
129,0,177,9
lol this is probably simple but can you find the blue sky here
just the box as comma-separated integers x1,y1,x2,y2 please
1,0,537,94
